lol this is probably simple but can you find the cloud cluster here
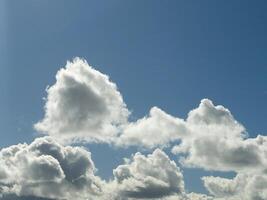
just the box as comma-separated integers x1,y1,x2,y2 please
34,58,188,147
0,137,212,200
119,97,267,199
34,59,266,171
7,58,265,199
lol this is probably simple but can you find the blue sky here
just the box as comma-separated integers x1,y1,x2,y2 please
1,1,267,198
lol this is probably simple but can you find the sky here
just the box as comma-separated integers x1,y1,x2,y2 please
0,1,267,200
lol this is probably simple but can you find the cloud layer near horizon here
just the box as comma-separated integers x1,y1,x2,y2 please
0,137,211,200
1,58,266,199
2,136,266,200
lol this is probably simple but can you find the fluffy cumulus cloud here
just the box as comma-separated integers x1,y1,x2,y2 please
0,137,104,199
104,149,218,200
202,172,267,200
110,149,185,199
117,107,188,149
171,100,267,172
34,58,129,143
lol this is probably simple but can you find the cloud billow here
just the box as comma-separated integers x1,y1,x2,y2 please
34,58,129,144
2,57,265,199
112,149,185,199
0,137,103,199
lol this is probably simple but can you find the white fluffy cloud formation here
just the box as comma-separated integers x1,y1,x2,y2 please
111,149,185,199
118,97,267,173
0,137,216,200
0,137,103,199
35,58,187,147
117,107,188,148
34,58,266,173
35,58,129,143
2,136,266,200
171,99,267,172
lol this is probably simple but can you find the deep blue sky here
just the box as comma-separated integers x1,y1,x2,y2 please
1,0,267,194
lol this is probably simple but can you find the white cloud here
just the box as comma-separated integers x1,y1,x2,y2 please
202,172,267,200
117,107,188,148
0,137,104,199
110,149,186,199
171,99,267,172
34,58,129,143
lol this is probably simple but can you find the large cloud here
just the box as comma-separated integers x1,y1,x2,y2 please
0,137,103,199
34,58,129,143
